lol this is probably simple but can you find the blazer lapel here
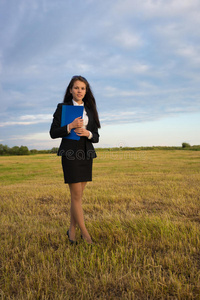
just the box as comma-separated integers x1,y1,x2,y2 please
84,106,93,130
65,100,73,106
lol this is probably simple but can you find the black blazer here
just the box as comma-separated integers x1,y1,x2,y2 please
49,101,99,158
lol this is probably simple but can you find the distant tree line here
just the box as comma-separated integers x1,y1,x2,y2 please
96,143,200,151
0,144,58,156
0,143,199,156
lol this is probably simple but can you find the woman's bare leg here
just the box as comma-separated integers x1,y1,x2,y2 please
68,182,92,243
69,207,77,240
81,182,87,196
69,182,86,239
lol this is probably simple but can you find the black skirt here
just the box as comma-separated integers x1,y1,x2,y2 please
61,137,93,184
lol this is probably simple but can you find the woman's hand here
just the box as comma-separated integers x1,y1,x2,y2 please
74,128,90,137
69,117,83,131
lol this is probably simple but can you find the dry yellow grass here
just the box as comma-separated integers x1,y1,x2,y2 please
0,150,200,299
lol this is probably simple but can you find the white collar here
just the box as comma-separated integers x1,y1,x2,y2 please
72,99,84,106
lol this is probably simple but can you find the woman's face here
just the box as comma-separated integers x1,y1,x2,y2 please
70,80,87,103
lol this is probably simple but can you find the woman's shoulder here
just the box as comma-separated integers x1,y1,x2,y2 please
57,102,63,107
57,101,72,107
55,101,72,109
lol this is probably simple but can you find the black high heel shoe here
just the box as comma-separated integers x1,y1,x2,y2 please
67,230,77,245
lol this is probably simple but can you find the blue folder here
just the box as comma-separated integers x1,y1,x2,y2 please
61,105,84,140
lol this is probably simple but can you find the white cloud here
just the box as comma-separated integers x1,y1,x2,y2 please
7,131,59,150
19,114,52,121
113,30,143,49
0,114,52,127
103,86,148,98
114,0,200,19
153,23,200,70
9,131,49,141
176,45,200,66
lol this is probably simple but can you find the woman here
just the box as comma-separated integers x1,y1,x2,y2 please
50,76,100,245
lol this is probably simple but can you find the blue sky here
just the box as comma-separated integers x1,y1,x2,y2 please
0,0,200,149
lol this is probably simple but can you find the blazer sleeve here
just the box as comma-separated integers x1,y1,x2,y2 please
49,103,70,139
85,106,100,143
90,123,99,143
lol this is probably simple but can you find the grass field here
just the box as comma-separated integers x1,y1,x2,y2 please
0,150,200,299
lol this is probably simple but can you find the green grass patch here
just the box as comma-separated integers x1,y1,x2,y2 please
0,150,200,299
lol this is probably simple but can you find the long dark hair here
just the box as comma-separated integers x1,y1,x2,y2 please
63,75,101,128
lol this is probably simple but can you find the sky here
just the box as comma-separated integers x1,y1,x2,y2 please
0,0,200,149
